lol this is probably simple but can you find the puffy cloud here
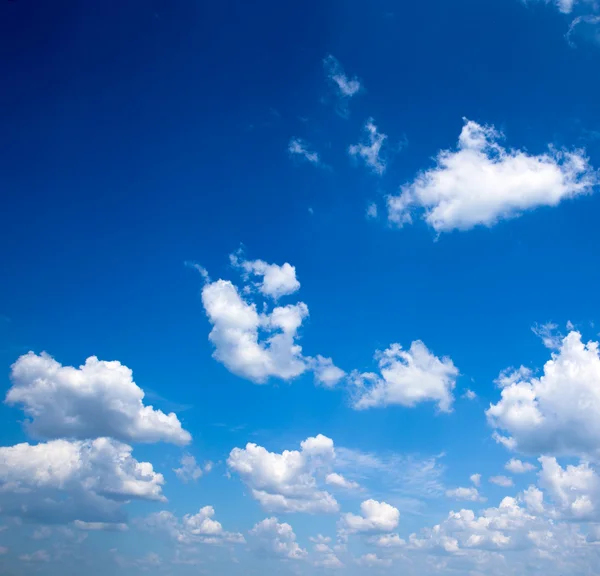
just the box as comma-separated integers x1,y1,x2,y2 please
227,435,339,514
505,459,536,474
463,389,477,400
349,119,387,175
470,474,482,487
230,252,301,300
341,499,400,534
0,438,164,524
313,356,346,388
446,487,485,502
288,138,321,166
538,456,600,520
387,119,595,232
140,506,244,546
325,473,360,490
490,476,514,488
249,517,307,559
310,534,343,568
202,279,308,383
372,533,406,548
351,341,458,412
356,553,392,567
5,352,191,445
487,331,600,457
323,55,361,117
173,455,212,483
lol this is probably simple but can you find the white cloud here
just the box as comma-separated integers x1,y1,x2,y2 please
505,459,536,474
230,252,301,300
249,517,307,559
487,331,600,457
323,55,361,117
351,341,459,412
313,356,346,388
538,456,600,520
288,138,320,166
0,438,165,524
446,487,486,502
349,119,387,175
20,549,50,562
490,476,514,488
310,534,343,568
470,473,482,487
5,352,191,445
173,455,211,483
387,119,596,232
463,389,476,400
341,499,400,533
366,202,378,219
372,533,406,548
202,279,308,383
73,520,128,532
532,322,563,350
356,553,392,567
141,506,244,546
227,435,339,514
325,473,360,490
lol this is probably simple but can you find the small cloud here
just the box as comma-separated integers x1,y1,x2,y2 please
505,459,536,474
463,389,476,400
490,475,514,488
470,473,481,487
366,203,378,219
288,138,321,166
349,119,388,175
185,261,210,282
532,322,562,349
323,55,362,117
174,455,210,483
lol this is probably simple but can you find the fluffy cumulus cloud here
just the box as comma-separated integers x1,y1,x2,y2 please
323,54,361,116
538,456,600,520
249,517,307,560
356,553,392,567
5,352,191,445
349,118,388,175
351,341,459,412
230,252,301,300
490,476,514,488
288,138,321,166
487,331,600,457
200,255,344,386
0,438,164,524
340,499,400,533
227,435,339,514
387,119,596,232
140,506,245,546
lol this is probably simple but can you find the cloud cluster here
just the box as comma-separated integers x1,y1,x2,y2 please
200,254,344,386
487,331,600,457
0,438,165,524
249,517,307,559
6,352,191,445
140,506,245,546
227,435,339,514
351,341,459,412
387,119,595,232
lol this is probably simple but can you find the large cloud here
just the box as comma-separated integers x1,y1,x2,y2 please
6,352,191,445
387,119,595,232
227,435,339,514
487,331,600,457
351,341,458,412
0,438,164,524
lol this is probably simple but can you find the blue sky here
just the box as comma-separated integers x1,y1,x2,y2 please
2,0,600,574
